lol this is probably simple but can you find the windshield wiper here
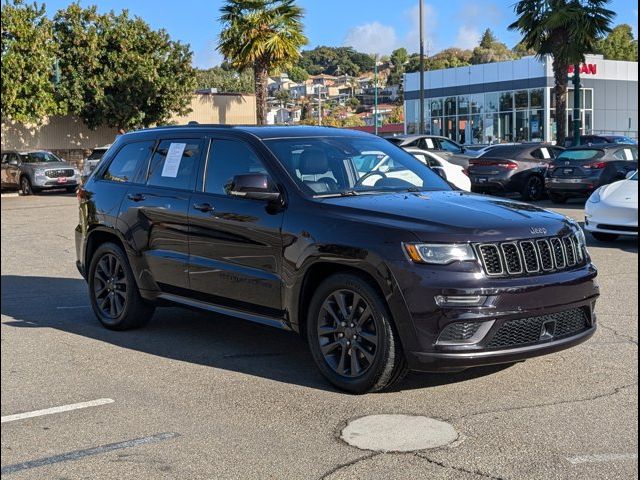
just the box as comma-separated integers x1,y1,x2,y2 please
338,189,359,196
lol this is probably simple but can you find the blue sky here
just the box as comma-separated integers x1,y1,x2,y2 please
42,0,638,68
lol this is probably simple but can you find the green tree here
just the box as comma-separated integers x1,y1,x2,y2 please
1,0,57,123
194,67,254,92
287,64,308,83
428,48,473,70
386,105,404,124
512,40,537,58
53,5,195,130
297,46,375,76
346,96,360,111
274,89,290,106
470,28,515,64
597,24,638,61
387,47,408,86
509,0,614,145
218,0,308,125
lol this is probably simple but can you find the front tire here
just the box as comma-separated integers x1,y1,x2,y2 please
19,177,33,196
592,232,619,242
88,242,155,330
521,175,545,201
307,273,407,394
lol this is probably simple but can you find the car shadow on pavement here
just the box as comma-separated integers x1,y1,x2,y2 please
1,274,514,394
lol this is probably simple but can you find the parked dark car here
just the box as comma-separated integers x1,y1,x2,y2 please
76,125,599,393
546,144,638,203
387,135,478,157
1,150,80,194
468,144,564,201
563,135,637,148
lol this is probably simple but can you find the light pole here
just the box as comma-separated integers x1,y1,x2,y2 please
418,0,425,135
374,54,379,136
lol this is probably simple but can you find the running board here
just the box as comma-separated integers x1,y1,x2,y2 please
157,293,290,331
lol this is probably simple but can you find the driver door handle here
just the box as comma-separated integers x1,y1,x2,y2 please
127,193,146,202
193,202,214,213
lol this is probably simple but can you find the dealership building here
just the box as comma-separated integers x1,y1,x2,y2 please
403,54,638,144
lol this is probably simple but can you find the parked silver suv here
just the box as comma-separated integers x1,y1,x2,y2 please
1,150,80,195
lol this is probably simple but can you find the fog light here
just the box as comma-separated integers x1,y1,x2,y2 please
435,295,487,307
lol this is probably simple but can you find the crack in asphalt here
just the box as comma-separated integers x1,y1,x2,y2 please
453,382,638,422
318,452,382,479
414,452,506,480
598,323,638,345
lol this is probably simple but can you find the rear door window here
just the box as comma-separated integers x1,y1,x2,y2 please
103,141,155,183
146,139,203,190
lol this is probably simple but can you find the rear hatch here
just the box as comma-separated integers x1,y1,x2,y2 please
548,148,606,178
468,157,518,177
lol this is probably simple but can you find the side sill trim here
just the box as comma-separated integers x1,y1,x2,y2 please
157,293,290,331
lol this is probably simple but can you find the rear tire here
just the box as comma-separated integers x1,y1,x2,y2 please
306,273,408,394
592,232,619,242
549,192,568,204
521,175,545,201
88,242,155,330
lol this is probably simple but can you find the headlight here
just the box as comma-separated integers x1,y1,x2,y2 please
74,168,80,176
34,170,46,177
403,243,476,264
588,187,602,203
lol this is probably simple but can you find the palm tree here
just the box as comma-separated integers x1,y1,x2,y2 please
218,0,307,125
509,0,613,145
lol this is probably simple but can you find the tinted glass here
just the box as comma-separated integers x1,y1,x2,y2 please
265,136,451,196
556,149,603,161
440,139,461,153
88,149,107,160
204,139,269,195
104,141,154,183
147,139,201,190
20,151,62,163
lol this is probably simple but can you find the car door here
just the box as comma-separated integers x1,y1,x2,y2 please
188,136,284,314
118,137,203,292
2,153,21,187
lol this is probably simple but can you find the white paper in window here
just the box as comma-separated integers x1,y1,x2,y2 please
540,148,551,159
426,139,435,149
624,149,634,161
161,143,186,178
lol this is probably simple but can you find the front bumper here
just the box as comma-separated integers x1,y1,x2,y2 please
34,177,79,188
388,261,599,372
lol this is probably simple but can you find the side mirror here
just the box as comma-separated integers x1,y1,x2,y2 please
8,159,19,166
227,173,281,201
626,170,637,179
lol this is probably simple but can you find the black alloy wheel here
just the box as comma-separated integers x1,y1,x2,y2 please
317,289,378,378
93,253,127,319
307,273,408,394
88,242,155,330
522,175,544,201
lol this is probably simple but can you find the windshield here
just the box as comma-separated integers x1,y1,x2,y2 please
556,149,603,161
20,151,63,163
264,136,451,197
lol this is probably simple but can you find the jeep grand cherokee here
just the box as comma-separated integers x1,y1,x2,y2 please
75,125,599,393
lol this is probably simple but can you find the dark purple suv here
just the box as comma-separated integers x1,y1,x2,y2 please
75,125,599,393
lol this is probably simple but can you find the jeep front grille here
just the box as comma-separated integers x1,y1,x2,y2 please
476,234,585,277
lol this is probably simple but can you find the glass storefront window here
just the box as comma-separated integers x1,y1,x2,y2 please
430,98,443,117
470,114,483,144
515,90,528,109
530,89,543,109
500,91,513,111
470,94,484,114
457,115,469,144
457,95,469,115
529,109,544,140
443,115,456,140
515,110,529,141
430,117,442,136
445,97,456,116
485,92,499,112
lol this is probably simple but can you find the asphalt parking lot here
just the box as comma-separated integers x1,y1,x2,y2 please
1,192,637,479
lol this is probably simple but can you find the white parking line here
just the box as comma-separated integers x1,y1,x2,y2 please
1,398,114,424
56,305,90,309
567,453,638,464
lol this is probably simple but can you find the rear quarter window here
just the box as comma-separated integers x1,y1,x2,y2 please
556,149,603,161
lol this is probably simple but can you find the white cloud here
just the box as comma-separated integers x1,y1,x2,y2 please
455,25,481,50
343,21,398,55
194,40,224,69
343,3,437,56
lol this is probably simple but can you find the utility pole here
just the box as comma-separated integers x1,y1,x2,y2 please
572,64,581,146
418,0,425,135
316,85,322,126
374,54,379,136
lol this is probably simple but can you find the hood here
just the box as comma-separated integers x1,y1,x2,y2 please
600,178,638,205
319,191,574,242
30,161,73,169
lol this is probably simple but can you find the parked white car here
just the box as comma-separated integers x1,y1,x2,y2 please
584,170,638,241
404,147,471,191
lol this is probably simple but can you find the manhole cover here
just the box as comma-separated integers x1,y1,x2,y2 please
340,414,457,452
